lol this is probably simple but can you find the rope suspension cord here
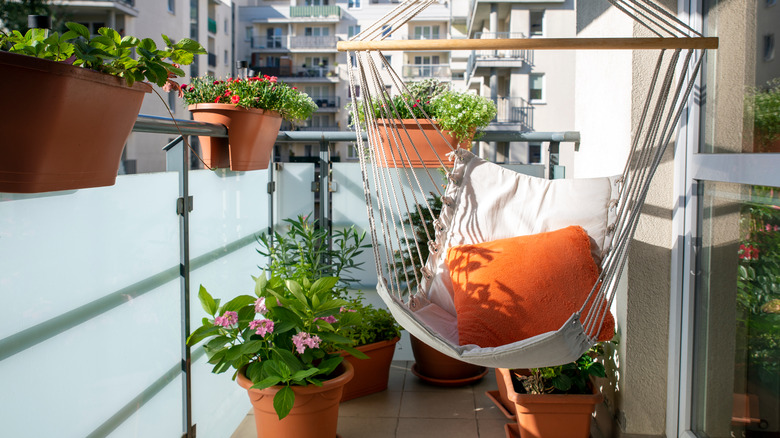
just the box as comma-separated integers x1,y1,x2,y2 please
345,0,716,368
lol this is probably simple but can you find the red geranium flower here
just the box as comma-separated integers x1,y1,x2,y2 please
231,94,240,104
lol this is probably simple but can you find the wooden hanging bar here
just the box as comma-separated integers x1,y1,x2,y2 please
336,37,718,52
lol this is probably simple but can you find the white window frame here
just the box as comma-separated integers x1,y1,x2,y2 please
529,73,544,103
529,10,544,37
669,3,780,438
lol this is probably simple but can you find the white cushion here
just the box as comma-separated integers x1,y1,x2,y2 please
417,150,619,317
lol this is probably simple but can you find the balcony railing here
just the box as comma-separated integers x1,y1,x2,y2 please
289,35,339,49
254,65,336,79
298,125,340,131
289,5,341,18
208,17,217,34
402,64,451,79
465,34,533,82
251,35,288,50
207,52,217,67
494,97,534,130
311,95,340,108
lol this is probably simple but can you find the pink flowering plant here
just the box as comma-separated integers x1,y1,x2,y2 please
186,273,365,420
180,75,318,124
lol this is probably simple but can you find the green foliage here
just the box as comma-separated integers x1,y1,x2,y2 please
736,185,780,384
513,344,609,395
187,273,364,420
746,78,780,151
350,78,497,144
0,22,205,87
181,75,318,124
340,301,401,346
393,194,444,294
0,0,66,34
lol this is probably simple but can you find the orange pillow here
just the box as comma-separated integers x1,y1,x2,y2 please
446,225,615,348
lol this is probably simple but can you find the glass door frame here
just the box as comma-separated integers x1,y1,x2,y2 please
670,0,780,437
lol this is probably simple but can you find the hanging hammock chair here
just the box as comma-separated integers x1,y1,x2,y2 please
339,0,717,369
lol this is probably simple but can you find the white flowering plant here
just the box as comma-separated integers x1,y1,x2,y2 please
186,273,365,420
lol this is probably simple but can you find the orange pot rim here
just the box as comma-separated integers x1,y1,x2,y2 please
236,360,354,396
188,103,282,119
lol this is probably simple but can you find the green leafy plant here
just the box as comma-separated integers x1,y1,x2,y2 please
736,185,780,385
393,194,444,293
257,215,401,345
746,78,780,151
513,344,608,395
0,22,205,87
180,75,318,124
187,274,366,420
351,78,497,143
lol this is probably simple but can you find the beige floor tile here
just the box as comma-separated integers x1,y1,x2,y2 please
387,361,409,391
475,389,513,420
402,367,484,394
229,413,256,438
396,418,479,438
339,390,403,418
478,418,511,438
399,390,477,419
337,416,398,438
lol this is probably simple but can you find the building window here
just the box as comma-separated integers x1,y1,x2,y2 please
528,143,541,164
347,143,359,160
224,19,229,35
348,85,360,99
305,27,330,37
224,50,229,66
168,0,175,13
245,26,253,42
530,10,544,37
381,25,392,37
381,54,391,69
266,28,283,49
768,0,777,6
764,34,775,61
496,143,509,163
529,74,544,102
304,145,313,157
413,25,439,40
168,91,177,113
348,0,361,8
348,25,361,38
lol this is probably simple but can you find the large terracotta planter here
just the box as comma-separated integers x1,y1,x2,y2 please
188,103,282,171
499,367,603,438
236,361,354,438
340,336,400,402
0,51,151,193
373,119,470,168
410,335,487,386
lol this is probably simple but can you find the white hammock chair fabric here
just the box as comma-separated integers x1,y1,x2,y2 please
344,0,710,368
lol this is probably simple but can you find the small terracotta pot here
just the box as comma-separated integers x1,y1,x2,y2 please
0,51,151,193
188,103,282,171
372,119,470,168
500,367,603,438
236,361,354,438
340,336,400,402
487,368,517,419
410,335,487,386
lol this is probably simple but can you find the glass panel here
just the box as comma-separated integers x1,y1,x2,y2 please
692,181,780,437
274,163,315,228
0,173,181,437
188,168,272,437
700,0,779,153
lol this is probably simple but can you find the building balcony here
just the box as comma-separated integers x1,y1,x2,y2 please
289,35,339,50
207,52,217,67
57,0,138,16
250,35,288,50
252,65,338,81
493,96,534,131
311,95,341,110
289,5,341,21
465,33,533,83
402,64,451,80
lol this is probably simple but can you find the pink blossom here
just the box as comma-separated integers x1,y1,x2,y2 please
269,76,278,83
291,332,321,354
249,319,274,337
231,94,240,104
255,298,268,314
340,306,357,313
214,311,238,327
315,315,337,324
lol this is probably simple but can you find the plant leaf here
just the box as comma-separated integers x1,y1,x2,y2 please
66,22,90,39
273,386,295,420
251,375,283,390
198,285,217,316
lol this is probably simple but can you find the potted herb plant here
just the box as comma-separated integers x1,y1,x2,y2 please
0,23,205,193
257,215,403,401
181,75,318,171
496,344,608,438
352,78,497,168
187,274,364,438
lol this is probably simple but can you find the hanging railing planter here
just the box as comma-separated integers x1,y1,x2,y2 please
372,119,467,168
188,103,282,171
0,51,151,193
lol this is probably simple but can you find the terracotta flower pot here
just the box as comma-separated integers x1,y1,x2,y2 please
236,361,354,438
0,51,151,193
486,368,517,420
340,336,400,402
410,335,487,386
188,103,282,171
499,367,603,438
372,119,470,168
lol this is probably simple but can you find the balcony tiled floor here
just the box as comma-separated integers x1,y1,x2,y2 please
231,361,510,438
